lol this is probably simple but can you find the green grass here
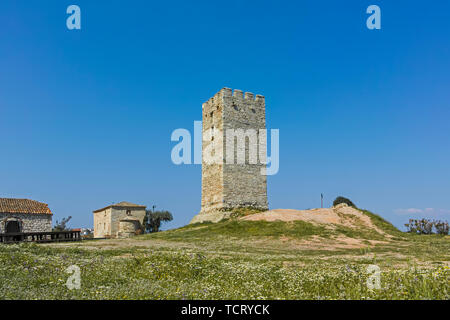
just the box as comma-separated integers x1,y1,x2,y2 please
0,210,448,300
144,219,328,241
144,209,409,242
360,209,405,237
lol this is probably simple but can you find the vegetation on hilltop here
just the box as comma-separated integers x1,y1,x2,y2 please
333,196,357,208
144,207,403,243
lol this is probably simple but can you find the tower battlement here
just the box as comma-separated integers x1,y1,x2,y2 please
204,88,265,104
191,88,269,224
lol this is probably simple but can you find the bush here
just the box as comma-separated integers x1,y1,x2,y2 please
333,196,356,208
144,210,173,233
433,220,449,235
53,216,72,232
404,219,449,235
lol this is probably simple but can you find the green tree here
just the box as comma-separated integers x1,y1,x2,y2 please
333,196,356,208
53,216,72,231
405,219,449,235
144,210,173,233
433,220,449,235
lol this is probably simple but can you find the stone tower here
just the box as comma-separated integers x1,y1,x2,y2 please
190,88,268,223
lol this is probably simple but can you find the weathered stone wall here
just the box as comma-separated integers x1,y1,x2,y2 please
118,219,141,238
194,87,268,223
94,207,146,238
110,208,146,237
0,213,52,233
222,89,268,211
93,208,112,238
200,89,225,214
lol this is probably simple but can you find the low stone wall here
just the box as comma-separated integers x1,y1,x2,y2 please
0,213,52,233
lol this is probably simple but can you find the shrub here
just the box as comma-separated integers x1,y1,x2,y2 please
144,210,173,233
433,220,449,235
404,219,449,235
333,196,356,208
404,219,433,234
53,216,72,232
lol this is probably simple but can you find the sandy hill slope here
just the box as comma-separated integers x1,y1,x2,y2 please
241,203,387,236
73,204,402,252
224,203,402,249
113,203,400,251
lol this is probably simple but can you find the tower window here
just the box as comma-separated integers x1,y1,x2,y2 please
251,108,256,113
233,105,239,111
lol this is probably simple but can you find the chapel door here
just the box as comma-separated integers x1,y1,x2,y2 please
6,221,21,233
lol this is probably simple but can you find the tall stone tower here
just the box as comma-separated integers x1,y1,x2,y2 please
190,87,268,223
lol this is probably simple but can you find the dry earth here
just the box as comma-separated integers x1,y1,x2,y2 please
239,203,393,248
241,203,386,235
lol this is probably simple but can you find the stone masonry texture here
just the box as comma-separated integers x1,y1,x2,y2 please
0,213,52,233
191,88,268,223
93,207,146,238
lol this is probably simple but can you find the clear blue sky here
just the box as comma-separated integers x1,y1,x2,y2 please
1,0,449,230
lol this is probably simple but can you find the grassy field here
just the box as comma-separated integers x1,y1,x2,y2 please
0,210,449,300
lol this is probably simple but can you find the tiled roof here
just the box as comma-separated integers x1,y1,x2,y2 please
0,198,53,215
93,201,146,213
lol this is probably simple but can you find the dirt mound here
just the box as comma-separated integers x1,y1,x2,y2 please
240,203,386,235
